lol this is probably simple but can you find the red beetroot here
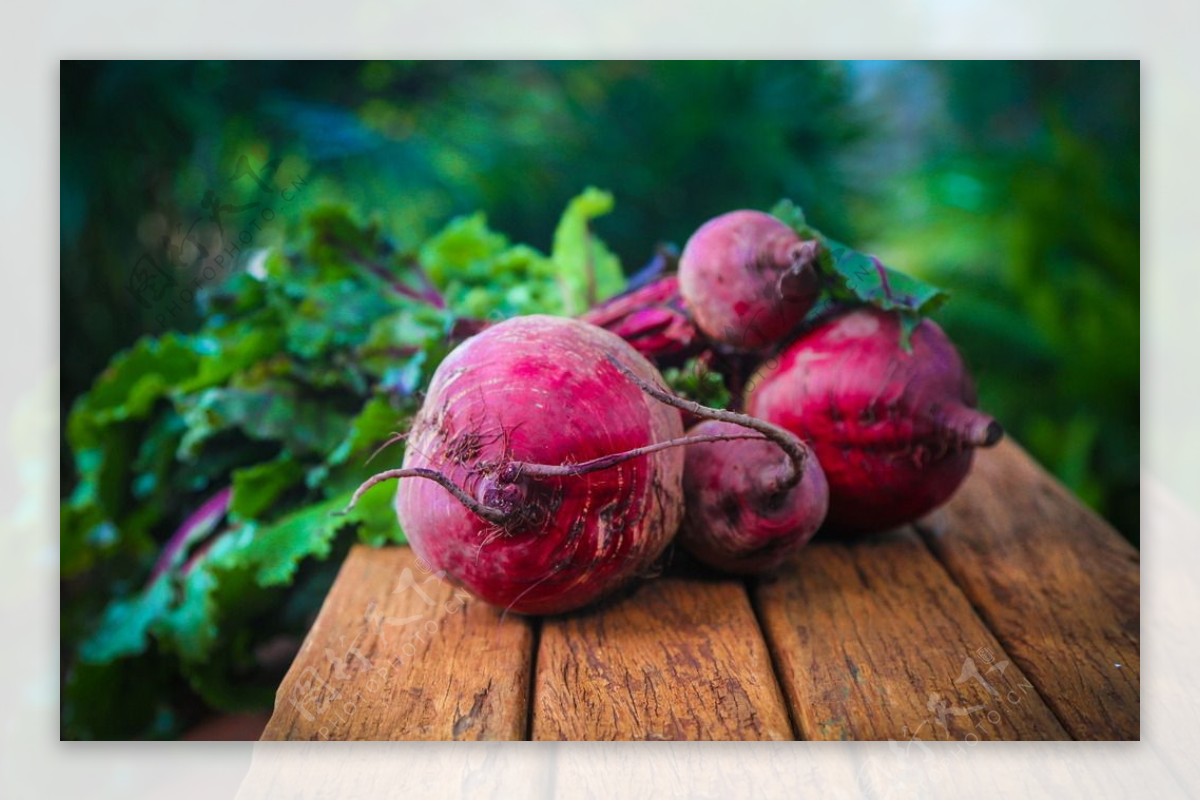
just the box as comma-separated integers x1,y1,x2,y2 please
679,210,822,351
345,316,764,616
680,420,828,574
382,316,687,614
745,307,1002,533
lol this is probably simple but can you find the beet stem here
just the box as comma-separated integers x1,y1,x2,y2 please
339,467,509,524
606,355,809,489
148,486,232,584
506,431,770,479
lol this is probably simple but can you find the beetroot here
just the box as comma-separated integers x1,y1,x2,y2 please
387,316,686,613
680,420,828,574
678,210,822,351
344,315,770,615
745,307,1002,533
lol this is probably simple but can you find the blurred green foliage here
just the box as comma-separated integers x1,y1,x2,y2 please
851,62,1139,541
60,61,1139,736
61,61,865,409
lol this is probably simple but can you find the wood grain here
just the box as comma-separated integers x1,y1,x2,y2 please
259,439,1137,743
753,527,1068,741
917,439,1140,740
532,576,793,740
260,545,535,741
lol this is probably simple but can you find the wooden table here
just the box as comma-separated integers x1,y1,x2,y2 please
260,439,1139,741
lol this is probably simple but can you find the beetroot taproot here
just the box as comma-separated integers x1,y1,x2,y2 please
388,316,686,613
678,210,821,350
745,307,1002,533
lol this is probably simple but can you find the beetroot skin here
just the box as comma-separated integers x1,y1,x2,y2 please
393,315,686,615
745,307,1002,533
679,210,821,350
681,420,828,574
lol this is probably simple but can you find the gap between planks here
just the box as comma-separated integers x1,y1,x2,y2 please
261,546,535,741
530,570,795,741
748,525,1068,741
914,439,1139,740
745,439,1138,742
261,439,1136,742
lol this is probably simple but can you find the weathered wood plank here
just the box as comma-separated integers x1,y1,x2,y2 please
753,527,1068,741
260,545,535,741
532,575,793,740
917,439,1140,740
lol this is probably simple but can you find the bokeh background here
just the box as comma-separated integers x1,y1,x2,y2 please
60,60,1139,737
